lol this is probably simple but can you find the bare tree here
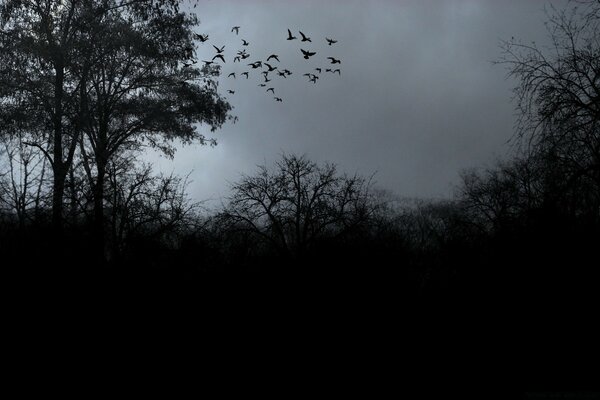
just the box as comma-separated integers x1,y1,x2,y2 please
104,154,200,259
497,1,600,217
220,154,376,260
0,133,49,227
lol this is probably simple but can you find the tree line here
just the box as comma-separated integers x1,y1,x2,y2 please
0,1,598,294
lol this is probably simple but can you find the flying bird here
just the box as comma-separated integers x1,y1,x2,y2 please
266,88,275,93
274,97,283,102
264,63,277,72
228,72,236,78
267,54,280,62
248,62,262,69
301,49,316,59
325,68,332,72
327,57,341,64
213,45,225,53
233,56,241,63
277,71,287,78
315,68,322,73
326,37,337,45
333,69,341,75
258,83,266,87
299,31,312,42
194,33,209,42
231,26,240,35
286,29,297,40
241,39,249,46
283,69,292,75
241,72,249,79
227,90,235,94
202,60,214,65
212,54,226,63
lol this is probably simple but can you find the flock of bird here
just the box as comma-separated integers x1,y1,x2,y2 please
194,26,342,103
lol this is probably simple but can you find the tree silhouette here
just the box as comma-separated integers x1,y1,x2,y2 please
1,1,231,263
498,1,600,219
220,154,375,262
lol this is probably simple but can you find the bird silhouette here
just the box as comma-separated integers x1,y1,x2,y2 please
194,33,209,42
212,54,226,63
309,77,317,84
258,83,266,87
326,37,337,45
248,62,262,69
315,68,322,73
264,76,271,83
274,97,283,102
325,68,332,72
277,71,287,78
227,90,235,94
202,60,215,65
241,72,249,79
287,29,297,40
333,69,341,75
228,72,236,78
303,73,311,78
241,39,249,46
213,45,225,53
264,63,277,72
283,69,292,75
327,57,341,64
267,54,280,62
231,26,240,35
301,49,316,59
266,88,275,93
299,31,312,42
233,56,241,63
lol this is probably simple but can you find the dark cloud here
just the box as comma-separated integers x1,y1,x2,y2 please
149,0,569,206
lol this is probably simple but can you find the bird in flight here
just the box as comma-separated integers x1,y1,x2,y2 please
213,45,225,53
264,63,277,72
301,49,316,59
228,72,236,78
333,69,341,75
227,90,235,94
212,54,226,63
241,39,249,46
233,56,241,63
258,83,266,87
248,62,262,69
283,69,292,76
327,57,341,64
315,68,322,73
231,26,240,35
274,97,283,102
325,68,332,72
266,88,275,93
194,33,209,42
241,72,249,79
267,54,280,62
202,60,214,66
287,29,297,40
326,37,337,46
299,31,312,42
277,71,287,78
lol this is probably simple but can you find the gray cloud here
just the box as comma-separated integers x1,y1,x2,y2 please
148,0,569,206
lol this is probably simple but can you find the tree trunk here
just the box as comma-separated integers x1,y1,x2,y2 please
93,159,107,265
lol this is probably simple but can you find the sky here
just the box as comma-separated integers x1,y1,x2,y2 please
147,0,570,207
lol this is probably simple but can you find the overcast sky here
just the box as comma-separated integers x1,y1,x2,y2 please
147,0,569,207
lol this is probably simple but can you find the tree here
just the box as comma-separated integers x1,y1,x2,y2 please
498,0,600,220
220,154,376,261
74,1,230,261
1,1,231,263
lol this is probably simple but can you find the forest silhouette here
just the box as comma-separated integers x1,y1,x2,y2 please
0,0,598,304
